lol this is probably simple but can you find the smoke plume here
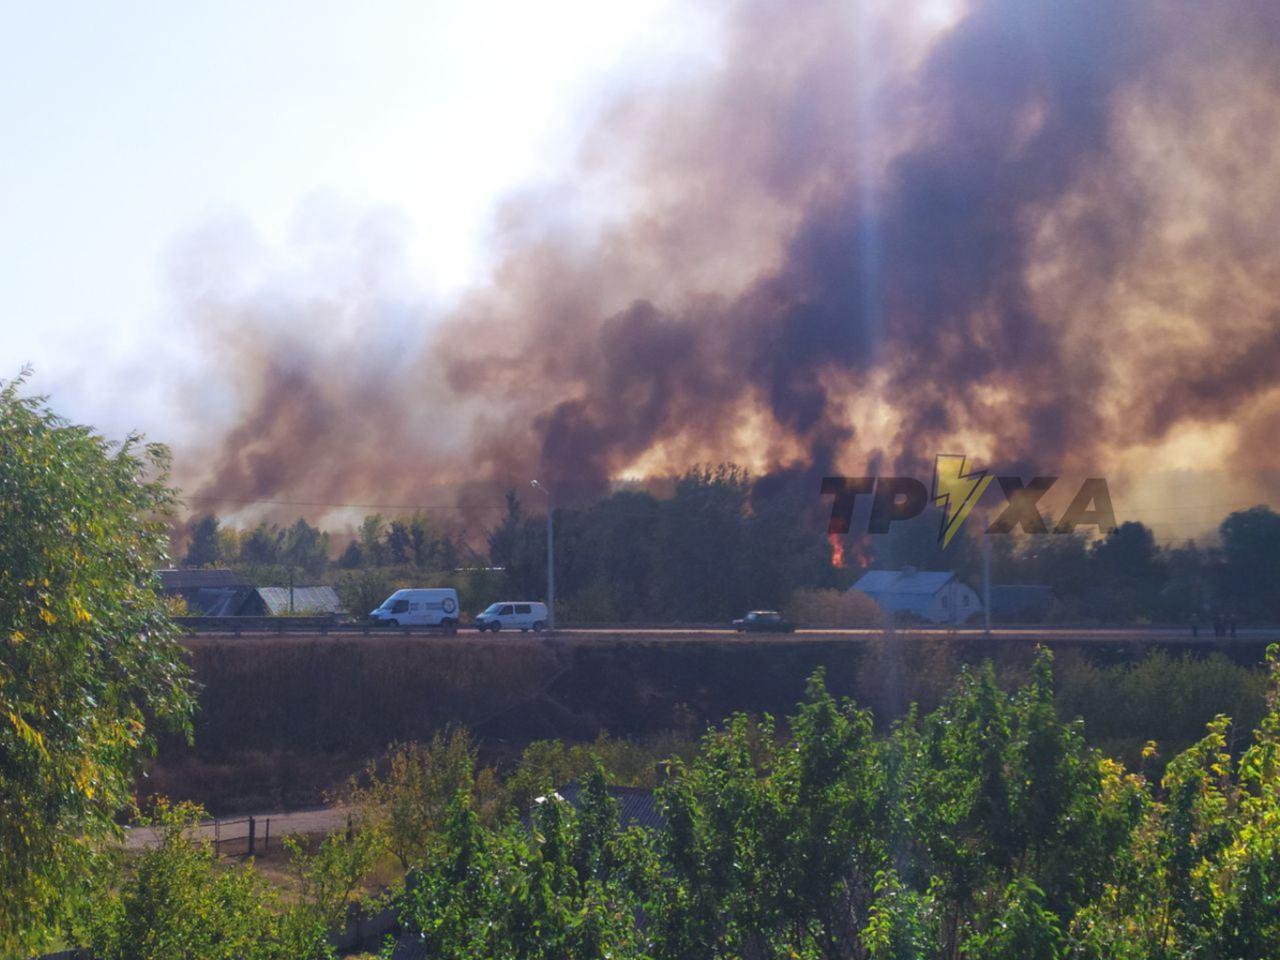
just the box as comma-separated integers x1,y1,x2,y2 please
180,0,1280,525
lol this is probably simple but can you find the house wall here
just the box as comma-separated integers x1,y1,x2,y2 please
928,581,982,624
862,579,983,624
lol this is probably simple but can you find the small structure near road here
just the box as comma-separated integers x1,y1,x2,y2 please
255,585,344,616
158,570,343,617
157,568,261,616
850,567,982,624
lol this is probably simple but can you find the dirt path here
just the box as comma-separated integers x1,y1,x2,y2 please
124,805,351,850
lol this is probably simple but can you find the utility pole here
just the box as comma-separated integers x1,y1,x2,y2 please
530,480,555,630
983,528,991,636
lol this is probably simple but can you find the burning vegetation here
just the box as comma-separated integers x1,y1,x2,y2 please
178,0,1280,521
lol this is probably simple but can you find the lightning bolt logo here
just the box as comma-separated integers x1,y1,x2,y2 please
932,454,993,547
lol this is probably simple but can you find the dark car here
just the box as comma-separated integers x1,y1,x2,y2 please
732,610,795,633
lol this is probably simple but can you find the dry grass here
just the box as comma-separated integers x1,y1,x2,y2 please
786,588,882,627
151,632,1268,816
176,635,562,756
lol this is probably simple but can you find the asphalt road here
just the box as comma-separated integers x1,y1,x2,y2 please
179,625,1280,645
577,626,1276,639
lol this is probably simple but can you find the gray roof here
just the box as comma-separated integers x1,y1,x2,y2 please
554,782,665,832
852,569,957,596
191,586,257,617
157,568,251,591
255,585,343,615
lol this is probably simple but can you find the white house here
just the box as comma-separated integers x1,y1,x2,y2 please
850,567,983,624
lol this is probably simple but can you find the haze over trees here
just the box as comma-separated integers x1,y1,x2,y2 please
182,464,1280,625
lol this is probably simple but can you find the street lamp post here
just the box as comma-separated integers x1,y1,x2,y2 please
530,480,555,631
983,528,991,636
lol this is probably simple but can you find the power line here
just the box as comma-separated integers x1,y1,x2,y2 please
184,494,507,512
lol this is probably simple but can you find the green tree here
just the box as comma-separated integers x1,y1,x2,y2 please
1089,522,1164,622
281,826,384,950
383,649,1280,960
652,465,752,620
241,521,284,565
0,376,195,954
88,800,369,960
335,567,393,619
386,519,413,565
397,772,642,960
335,538,364,569
487,491,524,573
183,513,222,567
359,513,387,567
280,517,330,576
962,878,1063,960
1219,505,1280,621
1069,646,1280,958
345,728,490,870
88,801,296,960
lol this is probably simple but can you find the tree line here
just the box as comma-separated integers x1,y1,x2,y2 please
183,463,1280,624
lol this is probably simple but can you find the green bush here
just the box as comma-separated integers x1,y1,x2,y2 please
87,800,381,960
1055,651,1267,764
389,647,1280,959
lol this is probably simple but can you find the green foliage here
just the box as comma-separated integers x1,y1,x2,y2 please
344,728,495,870
387,647,1280,959
33,639,1280,958
85,800,385,960
492,465,838,622
0,375,195,954
1055,650,1267,764
962,878,1063,960
87,800,329,960
397,771,643,960
1219,505,1280,621
502,731,689,813
282,826,385,951
1069,645,1280,958
215,518,332,576
335,567,396,619
184,513,222,567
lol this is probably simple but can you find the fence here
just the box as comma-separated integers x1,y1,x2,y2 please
205,814,272,858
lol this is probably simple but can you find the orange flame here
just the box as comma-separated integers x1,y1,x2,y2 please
829,532,845,568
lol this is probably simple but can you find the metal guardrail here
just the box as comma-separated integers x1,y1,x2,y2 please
173,616,460,636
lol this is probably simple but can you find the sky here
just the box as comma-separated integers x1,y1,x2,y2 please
2,1,1274,544
0,0,714,437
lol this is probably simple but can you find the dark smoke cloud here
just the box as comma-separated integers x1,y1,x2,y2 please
182,0,1280,519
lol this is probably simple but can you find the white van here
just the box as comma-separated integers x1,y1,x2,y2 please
474,601,548,633
369,588,459,632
